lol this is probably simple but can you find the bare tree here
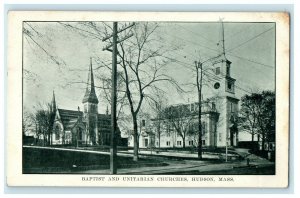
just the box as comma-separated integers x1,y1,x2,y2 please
164,104,194,148
115,22,182,161
29,103,56,146
23,22,183,161
149,91,168,149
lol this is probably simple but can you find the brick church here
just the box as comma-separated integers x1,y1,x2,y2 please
50,59,121,146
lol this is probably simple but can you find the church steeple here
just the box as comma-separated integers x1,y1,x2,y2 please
218,19,225,56
216,19,227,61
82,58,99,104
52,90,57,113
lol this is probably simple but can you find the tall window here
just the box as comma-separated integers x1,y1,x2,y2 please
202,122,206,134
78,128,82,141
216,67,220,75
226,81,234,93
212,102,216,110
142,119,146,127
91,104,97,113
230,102,234,113
55,126,60,140
227,82,232,90
226,65,230,76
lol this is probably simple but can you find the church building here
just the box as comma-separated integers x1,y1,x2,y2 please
138,52,239,149
50,59,121,146
131,22,240,148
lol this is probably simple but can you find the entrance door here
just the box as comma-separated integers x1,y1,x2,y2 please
230,128,234,146
145,139,148,147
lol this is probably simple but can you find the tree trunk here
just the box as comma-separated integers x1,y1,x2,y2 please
158,124,161,149
158,131,161,149
133,114,139,161
48,131,50,146
50,130,52,145
198,123,202,159
262,133,265,151
182,136,185,148
43,129,46,146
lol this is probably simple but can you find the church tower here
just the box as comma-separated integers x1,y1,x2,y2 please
82,58,99,145
209,21,239,147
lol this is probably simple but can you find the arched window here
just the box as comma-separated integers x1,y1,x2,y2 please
55,126,60,140
78,128,83,141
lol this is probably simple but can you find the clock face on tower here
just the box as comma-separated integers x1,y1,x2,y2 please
214,82,220,89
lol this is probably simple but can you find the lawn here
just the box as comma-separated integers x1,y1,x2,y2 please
23,146,168,174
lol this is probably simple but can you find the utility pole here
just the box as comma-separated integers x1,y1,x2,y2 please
220,19,228,163
102,22,135,174
194,53,218,159
195,61,203,159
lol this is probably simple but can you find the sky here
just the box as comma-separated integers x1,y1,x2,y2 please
23,21,275,114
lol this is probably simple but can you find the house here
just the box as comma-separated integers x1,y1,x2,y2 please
127,113,156,148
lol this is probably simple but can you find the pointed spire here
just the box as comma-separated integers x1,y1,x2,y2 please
211,19,228,65
89,57,95,89
52,90,56,112
82,58,99,104
217,18,227,61
218,18,225,55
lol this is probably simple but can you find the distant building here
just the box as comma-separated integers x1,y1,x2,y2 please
127,113,155,148
150,101,220,148
50,59,122,146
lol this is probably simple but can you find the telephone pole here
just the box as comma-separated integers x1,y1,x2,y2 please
194,54,218,159
102,22,135,174
195,61,203,159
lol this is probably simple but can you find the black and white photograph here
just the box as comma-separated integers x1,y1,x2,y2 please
6,11,289,187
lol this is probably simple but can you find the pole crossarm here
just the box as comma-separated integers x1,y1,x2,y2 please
102,33,134,51
102,22,135,42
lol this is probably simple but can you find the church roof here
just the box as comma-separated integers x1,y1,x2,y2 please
57,109,83,130
157,101,218,120
82,58,99,104
57,108,111,131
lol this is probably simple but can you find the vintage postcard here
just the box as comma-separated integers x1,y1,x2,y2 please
6,11,289,187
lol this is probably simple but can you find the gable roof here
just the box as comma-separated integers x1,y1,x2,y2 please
57,109,83,131
57,108,112,131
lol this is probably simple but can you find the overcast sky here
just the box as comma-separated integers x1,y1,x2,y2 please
23,21,275,114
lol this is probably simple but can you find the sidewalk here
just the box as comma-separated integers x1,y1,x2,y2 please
79,158,274,174
120,149,239,160
79,149,274,174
